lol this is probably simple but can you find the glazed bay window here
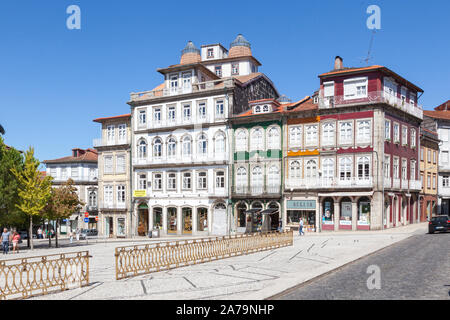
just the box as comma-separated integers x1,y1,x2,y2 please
305,124,318,146
305,160,317,179
236,167,248,192
216,100,225,118
343,77,368,100
153,173,162,191
138,174,147,190
198,102,207,120
118,124,126,143
289,126,302,147
169,75,178,93
182,172,192,190
236,130,247,152
183,104,191,122
167,173,176,190
357,120,371,144
104,156,113,174
197,171,207,190
215,171,225,188
168,106,176,123
339,157,352,181
322,158,334,180
61,167,68,180
322,123,335,146
385,120,391,140
267,126,280,149
357,156,370,180
289,161,301,180
393,123,400,143
339,121,353,145
107,125,115,143
402,126,408,146
104,186,113,205
251,128,264,151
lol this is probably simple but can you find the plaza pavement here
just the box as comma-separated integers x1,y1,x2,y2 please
16,223,427,300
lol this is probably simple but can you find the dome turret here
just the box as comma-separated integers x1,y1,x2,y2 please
229,34,252,58
180,41,201,64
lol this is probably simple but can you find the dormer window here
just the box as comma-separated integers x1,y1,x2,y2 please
263,105,269,112
255,106,261,113
207,48,214,58
232,63,239,75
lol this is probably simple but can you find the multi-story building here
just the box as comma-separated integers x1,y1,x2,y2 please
230,98,283,234
93,114,132,238
423,100,450,215
419,115,439,221
127,35,279,236
43,148,98,233
311,57,423,231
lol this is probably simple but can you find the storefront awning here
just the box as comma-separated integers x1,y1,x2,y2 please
245,209,262,214
261,209,279,215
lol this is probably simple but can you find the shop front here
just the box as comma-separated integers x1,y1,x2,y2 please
286,199,317,232
321,198,335,231
339,198,352,230
357,197,371,230
137,203,149,236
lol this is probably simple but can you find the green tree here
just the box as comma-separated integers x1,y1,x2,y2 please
0,124,5,135
44,179,83,248
11,147,52,250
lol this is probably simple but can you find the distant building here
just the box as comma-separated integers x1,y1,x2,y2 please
43,148,98,233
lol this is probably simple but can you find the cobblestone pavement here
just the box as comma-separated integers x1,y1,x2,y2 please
275,231,450,300
14,223,427,300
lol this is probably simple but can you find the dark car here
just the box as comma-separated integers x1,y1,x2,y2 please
428,215,450,234
79,229,98,240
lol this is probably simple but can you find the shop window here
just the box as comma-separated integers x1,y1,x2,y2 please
167,207,177,233
237,202,247,228
197,208,208,231
117,218,126,237
153,207,162,229
358,197,371,225
322,198,334,223
340,198,352,223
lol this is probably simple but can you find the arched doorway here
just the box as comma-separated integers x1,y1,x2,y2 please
322,197,334,231
236,202,247,230
137,203,149,236
267,201,280,231
340,197,352,230
212,202,227,236
357,197,371,230
167,207,177,234
182,207,192,234
153,207,162,230
197,207,208,232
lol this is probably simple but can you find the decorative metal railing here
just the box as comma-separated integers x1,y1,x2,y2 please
0,251,90,300
115,231,293,280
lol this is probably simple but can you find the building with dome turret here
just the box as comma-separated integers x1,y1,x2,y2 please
127,35,279,237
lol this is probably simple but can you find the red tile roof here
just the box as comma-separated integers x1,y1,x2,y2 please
43,148,98,164
284,97,318,113
434,100,450,111
93,114,131,123
424,110,450,121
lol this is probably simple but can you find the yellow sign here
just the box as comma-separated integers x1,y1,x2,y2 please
133,190,147,198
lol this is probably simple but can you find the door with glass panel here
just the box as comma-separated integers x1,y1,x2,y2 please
182,207,192,234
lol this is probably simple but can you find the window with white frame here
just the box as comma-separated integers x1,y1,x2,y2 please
118,124,126,143
182,72,191,89
104,185,113,205
154,107,161,124
357,156,370,180
236,129,247,152
138,110,146,126
138,174,147,190
357,120,371,144
305,124,318,146
393,123,400,143
198,102,206,120
138,139,147,159
393,157,399,179
207,48,214,58
322,158,334,180
433,174,436,189
305,159,317,179
251,166,263,189
339,121,353,145
344,77,368,100
215,171,225,188
168,106,176,123
267,126,280,149
322,122,335,146
88,191,97,207
410,160,416,180
411,129,416,148
116,155,125,173
61,167,68,180
167,137,176,158
183,104,191,121
215,133,225,154
289,126,302,147
104,156,113,174
236,167,247,190
117,185,126,203
401,87,407,106
197,134,207,156
267,166,280,190
401,159,407,180
385,120,391,140
410,93,416,108
323,81,334,97
170,75,178,92
289,161,301,179
263,105,269,113
153,173,162,190
254,105,261,113
107,125,115,143
433,151,437,164
441,151,449,165
216,100,224,118
251,128,264,150
167,173,176,190
71,166,79,179
153,138,162,158
402,126,408,146
50,168,57,178
384,78,397,98
215,66,222,77
339,157,352,180
231,63,239,75
384,155,390,178
182,172,192,189
443,176,449,187
197,171,207,190
182,136,192,157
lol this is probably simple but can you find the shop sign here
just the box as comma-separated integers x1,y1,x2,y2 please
133,190,147,198
322,220,334,225
287,200,316,210
357,220,370,225
339,220,352,225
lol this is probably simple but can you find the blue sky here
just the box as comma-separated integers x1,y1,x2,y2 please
1,0,449,163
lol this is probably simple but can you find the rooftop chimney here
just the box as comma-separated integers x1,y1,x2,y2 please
334,56,343,70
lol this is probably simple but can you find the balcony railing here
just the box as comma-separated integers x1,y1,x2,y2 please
100,202,127,210
393,179,401,189
132,153,228,166
130,78,235,102
318,91,423,119
233,185,281,195
285,177,373,189
93,138,131,147
384,178,422,190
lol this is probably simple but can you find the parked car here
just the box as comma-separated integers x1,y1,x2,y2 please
17,230,37,239
428,215,450,234
79,229,98,240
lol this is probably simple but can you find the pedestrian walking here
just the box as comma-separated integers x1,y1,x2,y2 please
299,218,305,236
1,228,11,254
76,229,80,241
37,227,42,239
12,231,20,253
69,231,74,244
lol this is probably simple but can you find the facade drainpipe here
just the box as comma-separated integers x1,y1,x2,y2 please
129,110,134,238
